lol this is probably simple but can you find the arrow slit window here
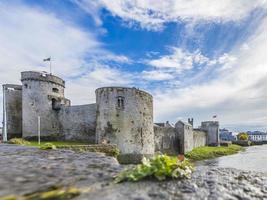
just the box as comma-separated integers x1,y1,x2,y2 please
117,96,125,110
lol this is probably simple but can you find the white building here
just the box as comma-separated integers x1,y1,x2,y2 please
247,131,267,141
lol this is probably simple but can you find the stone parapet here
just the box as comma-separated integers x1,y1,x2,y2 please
21,71,65,87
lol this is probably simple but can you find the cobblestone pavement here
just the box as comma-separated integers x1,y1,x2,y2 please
0,144,267,200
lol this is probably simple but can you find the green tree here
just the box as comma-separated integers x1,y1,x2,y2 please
237,132,249,141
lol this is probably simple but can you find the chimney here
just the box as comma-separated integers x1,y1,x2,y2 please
188,118,194,127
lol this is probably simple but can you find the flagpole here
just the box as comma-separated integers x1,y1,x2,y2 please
43,57,52,74
50,58,52,74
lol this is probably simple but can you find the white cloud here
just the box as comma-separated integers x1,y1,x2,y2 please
218,54,237,70
72,0,103,26
1,0,267,132
0,1,99,83
153,17,267,130
240,43,250,51
65,65,134,103
0,1,133,123
142,70,174,81
74,0,267,30
146,47,212,73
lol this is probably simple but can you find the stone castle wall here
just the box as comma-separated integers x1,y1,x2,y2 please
154,125,180,155
193,129,207,148
154,124,208,155
95,87,154,163
58,104,96,142
2,70,219,162
175,121,194,154
2,84,22,139
201,121,220,146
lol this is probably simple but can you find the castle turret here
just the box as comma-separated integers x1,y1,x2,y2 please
201,121,220,146
21,71,69,139
95,87,154,163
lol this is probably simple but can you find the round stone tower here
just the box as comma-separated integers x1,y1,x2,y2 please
95,87,154,163
21,71,67,139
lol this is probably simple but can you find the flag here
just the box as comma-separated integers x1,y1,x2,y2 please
43,57,51,62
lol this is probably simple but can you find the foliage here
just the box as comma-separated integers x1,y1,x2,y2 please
237,132,249,141
0,187,80,200
115,154,194,183
185,144,243,161
8,138,30,145
12,140,119,157
39,143,57,150
24,187,80,200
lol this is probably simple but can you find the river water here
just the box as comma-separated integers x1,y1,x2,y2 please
200,145,267,173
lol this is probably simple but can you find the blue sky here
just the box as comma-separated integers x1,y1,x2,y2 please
1,0,267,132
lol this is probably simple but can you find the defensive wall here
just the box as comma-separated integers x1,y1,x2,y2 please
2,84,22,139
58,103,96,142
2,70,220,163
154,119,213,155
154,124,179,155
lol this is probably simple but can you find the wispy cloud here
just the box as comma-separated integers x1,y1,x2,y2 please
0,1,133,121
1,0,267,131
142,47,237,83
141,70,174,81
146,47,211,72
153,16,267,130
74,0,267,30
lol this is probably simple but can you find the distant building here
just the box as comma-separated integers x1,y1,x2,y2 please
247,131,267,141
219,128,236,141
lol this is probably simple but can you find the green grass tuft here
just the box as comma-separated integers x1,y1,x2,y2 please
115,154,194,183
39,143,57,150
8,138,30,145
185,144,244,161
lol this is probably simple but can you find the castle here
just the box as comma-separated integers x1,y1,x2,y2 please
2,71,219,163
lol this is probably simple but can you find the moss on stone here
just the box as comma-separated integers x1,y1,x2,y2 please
0,195,19,200
57,144,120,157
24,187,80,200
0,187,80,200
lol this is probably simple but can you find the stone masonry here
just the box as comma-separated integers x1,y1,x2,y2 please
2,70,220,163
